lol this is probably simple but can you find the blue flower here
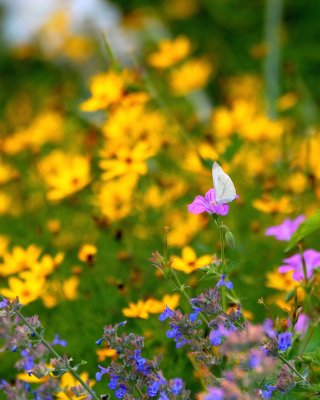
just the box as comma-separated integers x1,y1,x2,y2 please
189,307,202,322
216,274,233,290
166,325,181,340
95,365,108,382
115,384,127,399
95,337,104,345
159,306,174,322
148,381,162,397
52,334,67,347
158,392,169,400
277,332,292,352
209,329,222,346
261,385,277,399
171,378,183,395
108,374,119,390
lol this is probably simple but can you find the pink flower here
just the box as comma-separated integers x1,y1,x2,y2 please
278,249,320,281
294,314,309,336
187,188,229,216
265,215,305,241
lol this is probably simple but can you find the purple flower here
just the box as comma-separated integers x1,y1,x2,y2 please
263,319,276,339
188,188,230,216
96,365,108,382
159,306,174,322
148,381,162,397
115,384,127,399
158,392,169,400
171,378,183,395
52,334,67,347
209,329,222,346
278,249,320,281
261,385,277,399
216,274,233,290
108,374,119,390
294,313,310,336
277,332,292,352
189,306,202,322
265,215,305,241
204,387,224,400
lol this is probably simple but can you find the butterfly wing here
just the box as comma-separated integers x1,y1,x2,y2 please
212,162,237,204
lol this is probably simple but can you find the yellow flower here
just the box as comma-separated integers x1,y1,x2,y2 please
96,346,117,362
95,175,138,222
172,247,212,274
99,143,155,181
122,294,180,319
0,235,9,257
252,195,294,214
78,244,97,263
148,36,191,69
17,371,48,383
0,191,11,215
56,371,94,400
80,71,125,111
277,92,299,111
0,163,18,185
63,276,79,300
0,245,42,277
122,300,150,319
285,172,308,194
2,111,64,154
38,151,90,201
169,58,212,95
167,212,207,247
1,275,45,305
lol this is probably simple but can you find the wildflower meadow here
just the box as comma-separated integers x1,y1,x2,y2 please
1,1,320,399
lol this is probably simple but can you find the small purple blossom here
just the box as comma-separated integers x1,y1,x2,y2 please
52,335,67,347
171,378,183,395
263,319,276,339
261,385,277,399
115,384,127,399
108,374,119,390
216,274,233,290
159,306,174,322
278,249,320,281
204,387,224,400
188,188,230,216
148,381,162,397
189,307,202,322
294,314,310,336
95,365,108,382
277,332,292,352
209,329,222,346
265,215,305,241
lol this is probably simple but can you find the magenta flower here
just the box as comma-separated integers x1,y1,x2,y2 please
294,313,309,336
278,249,320,281
265,215,305,241
187,188,229,216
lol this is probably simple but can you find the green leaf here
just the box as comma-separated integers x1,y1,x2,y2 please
299,349,320,365
285,211,320,252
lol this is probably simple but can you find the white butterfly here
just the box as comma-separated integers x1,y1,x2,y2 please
212,162,237,204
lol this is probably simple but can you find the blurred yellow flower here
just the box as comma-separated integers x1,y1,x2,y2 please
0,245,42,277
285,172,309,194
148,36,191,69
56,371,94,400
100,143,155,181
0,235,9,257
96,346,117,362
63,276,79,300
0,192,11,215
95,175,138,222
252,195,294,214
1,275,45,305
172,247,212,274
38,151,90,201
167,212,207,247
0,163,18,185
170,58,212,95
277,92,299,111
80,71,125,111
122,294,180,319
78,244,97,263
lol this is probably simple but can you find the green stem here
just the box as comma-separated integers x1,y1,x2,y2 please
278,354,307,382
171,269,211,327
16,310,100,400
216,218,227,311
264,0,283,119
298,243,308,286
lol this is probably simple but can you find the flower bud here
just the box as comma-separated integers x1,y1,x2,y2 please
225,231,235,249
